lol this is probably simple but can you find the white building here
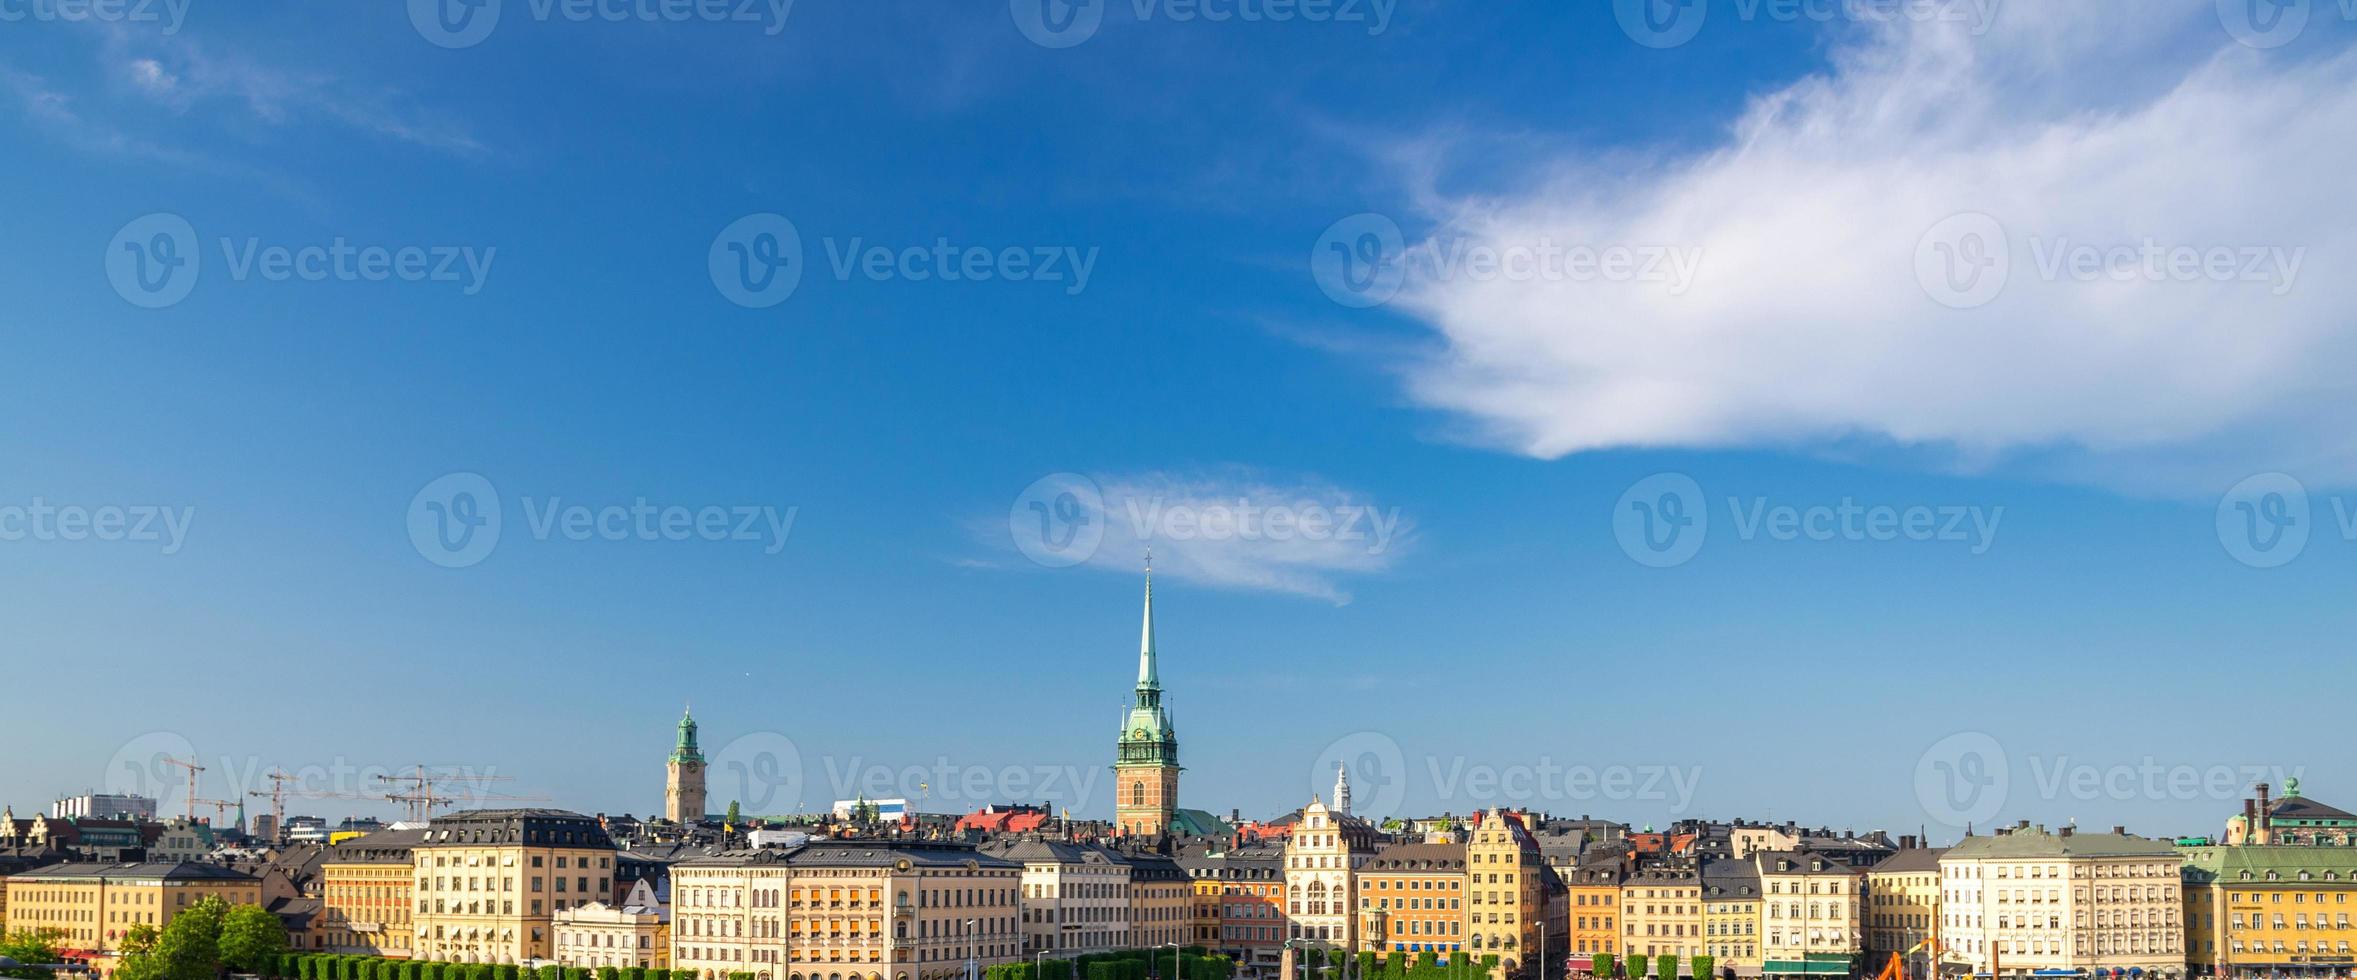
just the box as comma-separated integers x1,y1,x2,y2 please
1938,824,2185,980
53,793,158,821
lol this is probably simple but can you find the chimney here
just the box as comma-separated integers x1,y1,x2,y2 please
2112,826,2126,836
2059,826,2073,838
2258,783,2274,844
2245,798,2259,842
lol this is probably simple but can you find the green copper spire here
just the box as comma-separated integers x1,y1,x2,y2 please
672,705,705,764
1117,562,1178,767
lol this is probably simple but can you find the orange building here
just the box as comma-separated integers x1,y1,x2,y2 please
1358,842,1468,959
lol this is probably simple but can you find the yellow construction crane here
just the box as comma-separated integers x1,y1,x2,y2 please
376,765,544,822
188,798,241,828
160,756,206,820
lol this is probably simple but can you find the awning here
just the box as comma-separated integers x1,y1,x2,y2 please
1762,961,1850,975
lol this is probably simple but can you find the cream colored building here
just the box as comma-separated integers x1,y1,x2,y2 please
1123,853,1191,949
670,839,1023,980
1286,798,1378,954
554,899,670,969
411,808,618,963
979,839,1132,955
1938,825,2183,980
1755,851,1861,978
1466,811,1544,980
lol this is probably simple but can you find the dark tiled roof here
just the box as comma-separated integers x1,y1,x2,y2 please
11,860,259,882
1869,848,1949,874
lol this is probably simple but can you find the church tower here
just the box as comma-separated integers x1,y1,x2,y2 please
1115,565,1180,836
665,706,708,824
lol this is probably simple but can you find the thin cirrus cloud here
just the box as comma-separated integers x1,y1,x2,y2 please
1380,3,2357,495
990,470,1412,605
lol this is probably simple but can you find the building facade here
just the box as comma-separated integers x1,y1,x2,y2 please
669,839,1023,980
553,900,670,970
1357,841,1467,959
1,861,262,968
1287,799,1378,954
410,808,619,963
1755,851,1862,979
2182,844,2357,978
1623,863,1704,975
320,827,426,958
1568,855,1625,975
1114,573,1180,838
1467,811,1545,980
1701,857,1763,978
1938,826,2183,980
667,709,709,825
1864,848,1945,972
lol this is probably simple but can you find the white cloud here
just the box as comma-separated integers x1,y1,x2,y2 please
995,469,1411,604
1383,3,2357,493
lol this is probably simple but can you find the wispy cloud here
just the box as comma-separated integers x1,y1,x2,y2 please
1372,3,2357,494
98,30,488,155
987,468,1412,604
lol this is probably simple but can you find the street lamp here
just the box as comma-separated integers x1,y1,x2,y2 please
1163,942,1185,980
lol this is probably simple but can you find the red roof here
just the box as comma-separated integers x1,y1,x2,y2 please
956,807,1049,833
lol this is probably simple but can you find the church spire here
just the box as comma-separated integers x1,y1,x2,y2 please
1137,551,1159,690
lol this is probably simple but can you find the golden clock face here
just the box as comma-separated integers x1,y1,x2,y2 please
1133,728,1148,739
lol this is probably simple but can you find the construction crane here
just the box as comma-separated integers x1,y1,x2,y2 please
161,756,206,820
376,765,544,822
1871,937,1945,980
247,770,373,842
188,798,240,828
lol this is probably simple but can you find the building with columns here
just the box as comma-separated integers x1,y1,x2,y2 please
1286,797,1378,955
1114,570,1180,838
667,708,709,825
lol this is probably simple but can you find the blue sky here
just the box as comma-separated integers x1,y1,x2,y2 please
3,0,2355,843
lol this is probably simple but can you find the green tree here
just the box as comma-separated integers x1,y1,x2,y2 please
1654,956,1676,980
726,801,742,825
0,929,69,980
1589,954,1614,980
1688,957,1713,980
598,968,621,980
218,904,290,974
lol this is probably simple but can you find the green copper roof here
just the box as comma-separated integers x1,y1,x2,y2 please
1118,571,1177,768
672,706,705,764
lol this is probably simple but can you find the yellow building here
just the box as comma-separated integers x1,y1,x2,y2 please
1701,858,1762,978
669,839,1023,980
2183,844,2357,978
2,861,261,966
1286,798,1377,955
1124,853,1192,949
321,827,426,958
1356,841,1468,959
1864,849,1944,971
1466,811,1544,980
1622,864,1703,975
411,808,618,964
1755,852,1861,979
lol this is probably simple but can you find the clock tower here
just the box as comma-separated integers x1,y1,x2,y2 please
1115,565,1180,837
